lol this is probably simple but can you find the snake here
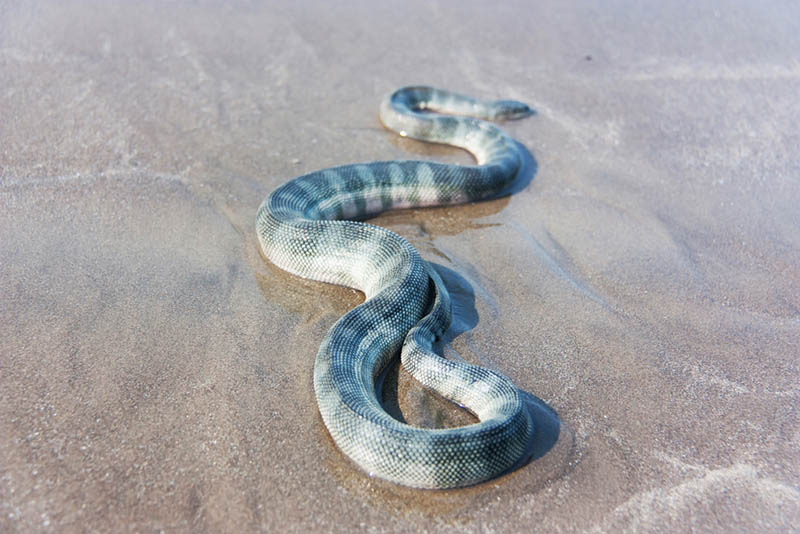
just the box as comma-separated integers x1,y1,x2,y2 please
256,86,535,489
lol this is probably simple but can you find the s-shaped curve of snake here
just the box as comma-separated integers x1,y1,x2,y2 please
256,87,534,489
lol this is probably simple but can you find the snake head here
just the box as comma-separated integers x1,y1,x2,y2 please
492,99,534,120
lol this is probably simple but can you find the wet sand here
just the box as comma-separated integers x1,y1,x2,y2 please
2,1,799,531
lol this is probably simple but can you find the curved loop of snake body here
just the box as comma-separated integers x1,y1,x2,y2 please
257,87,534,489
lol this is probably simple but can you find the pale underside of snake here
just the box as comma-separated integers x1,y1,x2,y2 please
256,86,535,489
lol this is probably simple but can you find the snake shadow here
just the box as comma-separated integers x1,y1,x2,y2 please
499,138,538,197
379,262,560,474
485,104,538,198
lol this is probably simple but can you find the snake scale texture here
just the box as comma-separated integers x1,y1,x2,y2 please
256,87,534,489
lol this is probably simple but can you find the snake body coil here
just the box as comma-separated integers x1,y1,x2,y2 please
257,87,534,489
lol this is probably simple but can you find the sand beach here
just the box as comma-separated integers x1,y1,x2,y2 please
2,1,799,531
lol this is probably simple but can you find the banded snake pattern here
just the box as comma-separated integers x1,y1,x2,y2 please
257,87,534,489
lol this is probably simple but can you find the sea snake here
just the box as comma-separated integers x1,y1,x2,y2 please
256,87,534,489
